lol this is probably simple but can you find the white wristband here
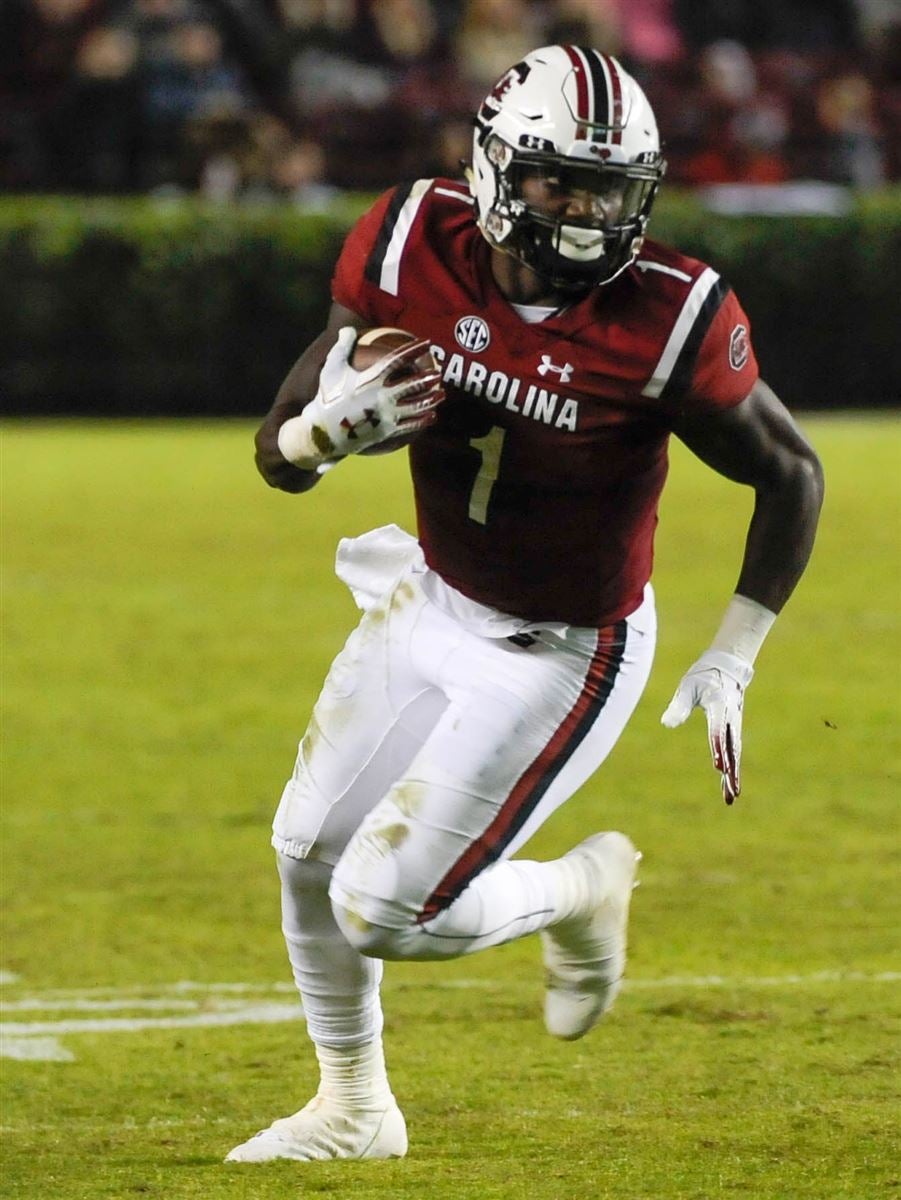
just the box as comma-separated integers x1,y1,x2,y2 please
277,409,325,470
710,594,777,665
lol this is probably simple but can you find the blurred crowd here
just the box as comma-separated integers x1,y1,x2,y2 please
1,0,898,202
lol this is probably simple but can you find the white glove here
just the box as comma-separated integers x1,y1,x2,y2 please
278,327,444,467
661,650,754,804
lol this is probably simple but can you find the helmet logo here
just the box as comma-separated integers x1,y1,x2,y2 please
455,316,491,353
479,60,532,127
488,60,531,105
537,355,574,382
729,324,749,371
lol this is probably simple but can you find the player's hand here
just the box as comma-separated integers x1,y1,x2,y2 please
660,650,754,804
305,327,444,459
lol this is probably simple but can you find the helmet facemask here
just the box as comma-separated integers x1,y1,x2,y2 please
479,132,664,291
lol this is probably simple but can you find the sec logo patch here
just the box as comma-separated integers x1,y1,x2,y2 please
455,315,491,353
730,323,749,371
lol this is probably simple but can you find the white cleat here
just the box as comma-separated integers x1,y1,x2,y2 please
540,831,641,1041
224,1095,408,1163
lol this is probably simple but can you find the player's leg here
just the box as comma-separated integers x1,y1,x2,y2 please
224,853,406,1163
227,579,447,1163
329,588,656,1039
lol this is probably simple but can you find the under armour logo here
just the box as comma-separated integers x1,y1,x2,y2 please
340,409,381,440
519,134,555,152
537,355,574,382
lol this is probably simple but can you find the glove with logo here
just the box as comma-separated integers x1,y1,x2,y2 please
278,327,444,468
661,650,754,804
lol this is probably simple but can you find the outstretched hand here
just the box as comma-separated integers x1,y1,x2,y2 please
661,650,754,804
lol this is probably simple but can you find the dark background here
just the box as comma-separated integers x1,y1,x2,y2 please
2,0,899,414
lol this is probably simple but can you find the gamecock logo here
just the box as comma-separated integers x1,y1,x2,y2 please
455,316,491,353
478,60,531,124
487,60,530,105
730,323,749,371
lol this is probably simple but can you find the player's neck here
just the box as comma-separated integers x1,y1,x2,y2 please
490,249,570,308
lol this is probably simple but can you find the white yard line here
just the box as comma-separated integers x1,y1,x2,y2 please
0,1037,74,1062
1,970,897,1061
2,968,897,1009
625,969,901,989
1,1002,302,1037
0,980,298,999
1,997,204,1013
0,1001,303,1061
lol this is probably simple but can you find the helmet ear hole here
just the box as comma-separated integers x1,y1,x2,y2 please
486,136,513,169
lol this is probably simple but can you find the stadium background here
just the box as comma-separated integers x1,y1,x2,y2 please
1,0,899,415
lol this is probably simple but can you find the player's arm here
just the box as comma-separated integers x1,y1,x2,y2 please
255,301,443,494
673,378,824,611
662,378,825,801
254,302,367,493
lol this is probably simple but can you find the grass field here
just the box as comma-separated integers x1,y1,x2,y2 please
1,416,899,1200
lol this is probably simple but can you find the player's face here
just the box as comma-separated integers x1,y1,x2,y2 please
518,164,627,226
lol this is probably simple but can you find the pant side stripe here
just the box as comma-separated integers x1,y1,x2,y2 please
417,622,627,921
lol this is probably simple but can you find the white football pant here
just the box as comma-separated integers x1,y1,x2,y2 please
272,537,655,1048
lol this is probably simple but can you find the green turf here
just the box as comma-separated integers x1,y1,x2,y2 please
2,416,899,1199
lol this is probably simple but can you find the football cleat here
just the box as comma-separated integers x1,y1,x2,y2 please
541,831,641,1040
224,1095,407,1163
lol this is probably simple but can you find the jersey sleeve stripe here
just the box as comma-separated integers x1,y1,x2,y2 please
659,276,730,402
636,259,693,283
363,182,412,287
641,266,724,399
433,186,474,203
363,178,432,297
415,621,628,924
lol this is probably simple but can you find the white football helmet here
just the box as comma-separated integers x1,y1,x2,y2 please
470,45,666,290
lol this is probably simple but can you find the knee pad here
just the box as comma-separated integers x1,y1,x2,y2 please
330,896,414,961
328,834,421,959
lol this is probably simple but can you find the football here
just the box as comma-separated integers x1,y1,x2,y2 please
351,327,440,455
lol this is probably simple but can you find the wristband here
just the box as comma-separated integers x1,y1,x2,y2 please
710,594,777,665
277,409,325,470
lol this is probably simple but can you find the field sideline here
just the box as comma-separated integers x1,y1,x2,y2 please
1,415,899,1199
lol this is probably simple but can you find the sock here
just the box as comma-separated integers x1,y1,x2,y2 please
315,1040,394,1111
439,852,597,940
277,852,393,1109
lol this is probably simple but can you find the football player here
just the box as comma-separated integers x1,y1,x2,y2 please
226,46,823,1164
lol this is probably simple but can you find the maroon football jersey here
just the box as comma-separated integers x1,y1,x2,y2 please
332,179,759,626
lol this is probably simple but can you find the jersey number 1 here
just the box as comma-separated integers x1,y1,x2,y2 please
468,427,506,524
